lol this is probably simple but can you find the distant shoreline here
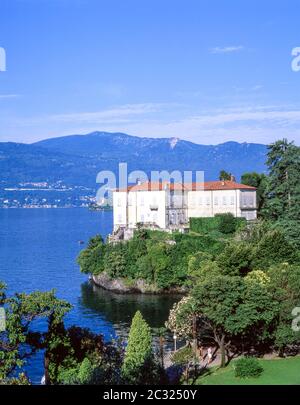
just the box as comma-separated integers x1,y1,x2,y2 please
0,206,90,209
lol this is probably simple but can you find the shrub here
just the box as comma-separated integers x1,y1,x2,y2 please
78,229,225,288
77,358,96,384
217,241,253,276
190,215,245,235
189,217,220,234
171,346,194,366
216,213,237,234
234,357,263,378
57,367,79,384
251,229,298,269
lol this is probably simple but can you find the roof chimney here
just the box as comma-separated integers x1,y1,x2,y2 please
137,178,141,185
230,174,236,182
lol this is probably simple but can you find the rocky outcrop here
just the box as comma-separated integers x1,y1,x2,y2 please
92,272,187,294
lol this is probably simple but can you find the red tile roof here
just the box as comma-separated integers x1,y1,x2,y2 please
186,181,256,191
116,180,256,192
117,181,186,192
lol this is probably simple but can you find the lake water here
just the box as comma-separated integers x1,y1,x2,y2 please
0,208,180,383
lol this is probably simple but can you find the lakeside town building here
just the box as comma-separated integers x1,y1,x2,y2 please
112,178,257,233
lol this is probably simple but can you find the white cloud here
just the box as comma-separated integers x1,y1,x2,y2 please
0,94,21,99
2,103,300,145
210,45,244,54
47,103,169,124
88,105,300,145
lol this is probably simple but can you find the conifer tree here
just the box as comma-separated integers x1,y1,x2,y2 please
122,311,155,384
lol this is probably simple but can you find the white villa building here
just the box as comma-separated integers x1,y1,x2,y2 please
112,179,257,232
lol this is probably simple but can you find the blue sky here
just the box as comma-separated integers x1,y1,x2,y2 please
0,0,300,145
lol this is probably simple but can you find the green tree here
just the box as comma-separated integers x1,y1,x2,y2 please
191,275,276,367
122,311,156,384
263,139,300,246
55,326,123,385
187,253,219,286
219,170,232,181
104,245,127,278
166,296,195,341
251,229,298,269
148,243,171,288
77,357,96,384
77,234,105,274
241,172,268,214
217,241,253,276
266,263,300,354
0,286,71,383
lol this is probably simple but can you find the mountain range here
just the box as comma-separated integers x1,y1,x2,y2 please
0,132,268,191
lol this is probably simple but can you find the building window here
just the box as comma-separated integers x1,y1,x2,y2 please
230,196,234,205
191,194,196,207
140,196,144,206
222,196,226,205
128,193,133,206
214,197,218,205
118,214,122,223
117,198,122,207
198,197,202,205
140,214,144,222
242,195,247,206
206,197,210,205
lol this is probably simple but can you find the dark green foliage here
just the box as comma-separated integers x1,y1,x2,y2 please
79,230,225,290
49,323,123,385
0,287,71,383
252,229,298,269
262,139,300,247
217,241,254,276
234,357,263,378
46,317,76,383
190,275,276,367
58,357,104,385
219,170,232,181
216,213,237,234
192,275,275,336
0,281,123,385
77,234,105,274
104,244,127,278
190,217,220,234
267,263,300,351
217,225,298,277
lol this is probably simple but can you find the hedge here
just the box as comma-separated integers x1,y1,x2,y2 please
189,214,246,235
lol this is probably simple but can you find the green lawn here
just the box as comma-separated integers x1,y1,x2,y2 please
195,356,300,385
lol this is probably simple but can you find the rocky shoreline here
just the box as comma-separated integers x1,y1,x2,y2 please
92,272,187,295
